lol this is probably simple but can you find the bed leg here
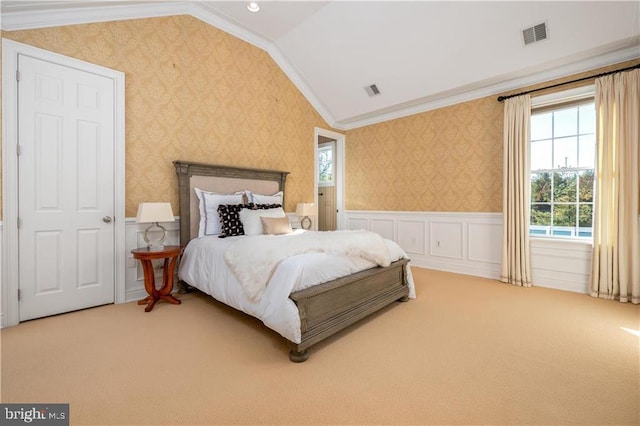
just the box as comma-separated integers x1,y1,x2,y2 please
178,280,193,294
398,295,409,302
289,349,309,363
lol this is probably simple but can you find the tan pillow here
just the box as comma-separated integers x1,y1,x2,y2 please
261,216,293,235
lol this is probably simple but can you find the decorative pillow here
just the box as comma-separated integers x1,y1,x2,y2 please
217,204,250,238
217,203,283,238
252,203,282,210
194,188,244,237
239,207,286,236
247,191,283,205
200,191,244,236
261,216,293,235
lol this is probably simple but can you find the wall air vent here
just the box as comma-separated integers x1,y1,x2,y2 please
365,84,381,96
522,22,548,46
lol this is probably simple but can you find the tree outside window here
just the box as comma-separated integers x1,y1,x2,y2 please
318,142,335,186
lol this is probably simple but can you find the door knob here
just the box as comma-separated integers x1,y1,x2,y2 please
102,216,113,223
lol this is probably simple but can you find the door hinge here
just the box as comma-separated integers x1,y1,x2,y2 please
17,217,22,229
16,145,21,156
16,70,20,82
18,289,21,301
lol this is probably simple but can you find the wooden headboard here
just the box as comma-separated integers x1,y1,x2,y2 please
173,161,290,247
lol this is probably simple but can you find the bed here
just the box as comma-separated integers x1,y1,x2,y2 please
174,160,415,362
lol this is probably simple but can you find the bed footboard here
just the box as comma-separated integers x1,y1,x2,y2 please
288,258,410,362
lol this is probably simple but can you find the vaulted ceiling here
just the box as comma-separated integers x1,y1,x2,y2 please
2,1,639,130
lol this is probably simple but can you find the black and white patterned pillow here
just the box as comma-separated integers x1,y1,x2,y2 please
251,203,282,210
218,203,282,237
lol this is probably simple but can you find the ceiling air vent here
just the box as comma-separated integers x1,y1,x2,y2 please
522,22,548,46
365,84,381,96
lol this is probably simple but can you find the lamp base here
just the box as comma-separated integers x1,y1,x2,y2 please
300,216,312,230
144,222,167,250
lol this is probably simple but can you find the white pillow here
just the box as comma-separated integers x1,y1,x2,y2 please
247,190,283,205
239,207,286,236
194,188,244,237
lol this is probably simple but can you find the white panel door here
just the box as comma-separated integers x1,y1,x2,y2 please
18,54,115,321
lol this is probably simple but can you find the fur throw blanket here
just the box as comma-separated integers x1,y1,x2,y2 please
223,230,392,302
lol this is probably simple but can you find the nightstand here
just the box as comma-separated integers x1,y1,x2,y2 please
131,245,183,312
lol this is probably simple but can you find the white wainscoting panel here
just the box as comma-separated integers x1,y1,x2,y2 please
397,220,425,255
346,210,594,294
346,211,503,279
370,219,394,241
468,222,502,264
125,218,180,303
429,221,464,260
530,238,592,293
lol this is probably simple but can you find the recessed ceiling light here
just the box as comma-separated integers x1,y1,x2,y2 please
247,2,260,13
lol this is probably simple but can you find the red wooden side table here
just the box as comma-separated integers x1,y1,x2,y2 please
131,245,183,312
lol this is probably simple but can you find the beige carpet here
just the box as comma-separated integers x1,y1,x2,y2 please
1,267,639,425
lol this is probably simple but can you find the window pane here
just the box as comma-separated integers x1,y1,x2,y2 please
553,136,577,169
579,104,595,134
554,171,577,202
553,204,576,227
318,147,333,183
578,170,594,202
531,204,551,225
578,134,595,168
578,204,593,227
531,139,552,170
531,112,552,140
531,172,551,202
554,107,578,137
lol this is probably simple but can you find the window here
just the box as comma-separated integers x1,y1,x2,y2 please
318,141,335,187
530,99,595,239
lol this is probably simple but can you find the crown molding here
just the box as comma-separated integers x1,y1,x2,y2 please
335,39,640,130
0,1,190,31
265,44,337,129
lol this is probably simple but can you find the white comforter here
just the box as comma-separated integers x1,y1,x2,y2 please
178,230,416,344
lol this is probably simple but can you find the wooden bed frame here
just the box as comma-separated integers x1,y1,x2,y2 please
174,160,410,362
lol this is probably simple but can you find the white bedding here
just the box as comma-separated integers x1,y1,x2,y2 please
178,230,416,344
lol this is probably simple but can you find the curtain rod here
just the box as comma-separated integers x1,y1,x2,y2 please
497,62,640,102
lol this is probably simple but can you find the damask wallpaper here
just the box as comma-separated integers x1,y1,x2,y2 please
345,96,504,212
1,15,637,219
1,15,328,216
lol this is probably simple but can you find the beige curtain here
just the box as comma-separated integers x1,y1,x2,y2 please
501,95,532,287
591,69,640,304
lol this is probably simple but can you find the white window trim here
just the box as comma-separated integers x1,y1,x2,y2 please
529,85,596,243
531,85,595,108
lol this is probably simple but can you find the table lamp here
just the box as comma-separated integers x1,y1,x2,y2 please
136,202,175,250
296,202,314,230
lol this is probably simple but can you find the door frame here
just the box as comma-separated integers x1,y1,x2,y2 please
1,39,126,327
314,127,345,230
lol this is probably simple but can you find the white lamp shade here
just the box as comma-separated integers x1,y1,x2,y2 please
296,203,314,217
136,202,175,223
